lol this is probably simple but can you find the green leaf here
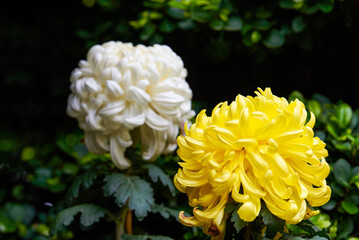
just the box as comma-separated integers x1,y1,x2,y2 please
251,31,262,44
333,158,351,188
190,7,212,23
313,93,331,105
341,200,359,215
122,234,174,240
317,0,334,13
337,216,353,239
50,204,106,235
292,16,307,33
209,19,224,31
178,19,196,30
140,24,157,41
336,103,353,127
21,146,36,161
66,170,97,205
5,202,36,225
307,100,322,117
76,29,93,39
103,174,154,220
166,7,185,20
168,0,187,10
159,19,176,33
326,124,338,138
297,220,331,240
230,209,246,233
279,0,296,9
252,19,271,31
331,182,345,197
146,164,176,196
263,30,285,48
224,202,238,213
261,204,285,238
310,213,331,229
224,17,243,31
289,90,305,102
321,199,336,211
151,204,179,220
255,7,273,19
0,216,17,233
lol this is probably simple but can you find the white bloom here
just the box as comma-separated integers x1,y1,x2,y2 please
67,41,194,169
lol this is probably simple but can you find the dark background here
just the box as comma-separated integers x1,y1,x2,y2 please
1,0,359,143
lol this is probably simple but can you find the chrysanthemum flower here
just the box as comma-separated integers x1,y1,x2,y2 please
67,41,194,169
174,88,331,239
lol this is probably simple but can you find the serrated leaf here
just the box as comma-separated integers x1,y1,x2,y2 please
66,171,97,205
261,204,285,238
103,174,154,220
333,158,351,188
50,204,105,235
122,234,174,240
151,204,179,220
146,164,176,196
224,202,238,213
230,210,246,233
297,220,331,240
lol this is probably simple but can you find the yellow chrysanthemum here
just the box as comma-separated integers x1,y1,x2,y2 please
174,88,331,239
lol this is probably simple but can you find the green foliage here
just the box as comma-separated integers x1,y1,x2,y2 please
50,204,106,235
261,204,285,239
122,234,174,240
98,0,338,51
103,173,155,220
146,164,176,196
66,170,98,205
289,90,359,239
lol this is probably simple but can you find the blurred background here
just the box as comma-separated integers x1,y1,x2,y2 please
1,0,359,239
1,0,359,143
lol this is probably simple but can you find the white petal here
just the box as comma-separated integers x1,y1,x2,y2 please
140,124,166,160
87,78,102,93
84,131,109,154
126,86,151,106
106,80,124,98
163,124,179,154
152,91,184,107
122,104,145,128
86,109,102,130
110,134,131,169
66,94,80,117
98,100,126,118
136,79,150,90
145,108,170,131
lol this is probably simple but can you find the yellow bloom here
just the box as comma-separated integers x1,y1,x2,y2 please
174,88,331,239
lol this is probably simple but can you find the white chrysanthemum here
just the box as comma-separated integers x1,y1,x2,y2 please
67,41,194,169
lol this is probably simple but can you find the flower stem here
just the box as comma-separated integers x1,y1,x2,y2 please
245,224,250,240
125,209,133,235
116,207,129,240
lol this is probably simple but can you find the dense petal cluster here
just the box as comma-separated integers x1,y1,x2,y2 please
174,88,331,239
67,41,194,169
